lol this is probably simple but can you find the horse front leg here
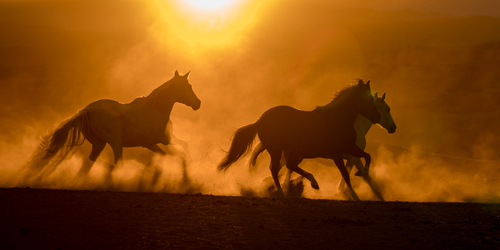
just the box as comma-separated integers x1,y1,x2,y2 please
357,153,371,177
344,145,384,201
363,175,385,201
332,155,360,201
140,144,167,190
338,154,359,192
346,145,371,177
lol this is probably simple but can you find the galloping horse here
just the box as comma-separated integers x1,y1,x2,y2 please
23,70,201,182
218,79,380,198
249,92,396,199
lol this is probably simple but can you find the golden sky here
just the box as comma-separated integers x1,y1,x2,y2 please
1,0,500,201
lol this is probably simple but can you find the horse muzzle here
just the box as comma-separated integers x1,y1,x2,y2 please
388,126,396,134
191,100,201,111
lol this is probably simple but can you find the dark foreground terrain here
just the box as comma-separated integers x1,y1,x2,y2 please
0,188,499,249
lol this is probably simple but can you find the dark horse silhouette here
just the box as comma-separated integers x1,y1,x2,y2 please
23,71,201,184
249,92,396,200
218,79,380,198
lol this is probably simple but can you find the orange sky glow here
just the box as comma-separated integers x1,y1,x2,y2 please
1,0,500,202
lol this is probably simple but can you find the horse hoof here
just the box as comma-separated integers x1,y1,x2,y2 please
310,180,320,190
354,170,364,177
271,190,285,197
305,174,320,189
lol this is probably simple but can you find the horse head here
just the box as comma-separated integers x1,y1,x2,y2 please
355,79,380,124
172,70,201,110
374,92,396,134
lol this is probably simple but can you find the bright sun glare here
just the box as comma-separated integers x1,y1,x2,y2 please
182,0,239,11
156,0,258,50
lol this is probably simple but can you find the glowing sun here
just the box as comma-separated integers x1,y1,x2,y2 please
182,0,240,11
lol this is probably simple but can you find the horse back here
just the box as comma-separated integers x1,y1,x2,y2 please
83,99,169,147
84,99,127,116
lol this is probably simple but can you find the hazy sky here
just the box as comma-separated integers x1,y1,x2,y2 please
1,0,499,201
348,0,500,17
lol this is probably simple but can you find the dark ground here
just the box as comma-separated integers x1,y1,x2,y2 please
0,188,499,249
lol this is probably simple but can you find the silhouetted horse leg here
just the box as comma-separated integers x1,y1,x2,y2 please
338,155,362,192
162,131,192,185
363,175,385,201
268,149,284,196
140,144,167,190
78,140,105,176
164,144,193,186
170,135,192,165
104,140,123,187
283,168,292,192
248,142,265,168
346,146,371,177
280,151,291,191
332,155,360,201
286,155,319,190
144,144,166,155
338,154,385,201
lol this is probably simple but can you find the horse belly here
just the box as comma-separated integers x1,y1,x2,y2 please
121,116,168,147
84,101,167,147
257,106,357,157
84,104,125,143
258,114,332,154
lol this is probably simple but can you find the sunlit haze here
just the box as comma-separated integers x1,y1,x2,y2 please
153,0,259,51
1,0,500,203
180,0,240,11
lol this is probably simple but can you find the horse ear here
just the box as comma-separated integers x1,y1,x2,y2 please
174,70,180,77
366,80,371,87
382,92,386,100
357,79,364,85
184,71,191,79
374,92,379,99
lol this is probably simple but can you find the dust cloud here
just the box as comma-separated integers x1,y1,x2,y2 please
1,0,500,202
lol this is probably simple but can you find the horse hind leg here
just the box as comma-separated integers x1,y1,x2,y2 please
103,140,124,187
78,140,106,176
346,145,371,177
283,168,293,192
268,149,285,197
286,156,319,190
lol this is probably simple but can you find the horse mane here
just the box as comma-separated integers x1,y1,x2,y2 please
147,78,174,99
142,77,175,107
314,83,361,112
130,96,147,105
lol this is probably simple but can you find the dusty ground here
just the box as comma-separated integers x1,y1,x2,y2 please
0,188,499,249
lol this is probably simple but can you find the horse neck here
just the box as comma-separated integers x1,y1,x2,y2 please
318,87,362,125
354,114,373,136
140,91,177,123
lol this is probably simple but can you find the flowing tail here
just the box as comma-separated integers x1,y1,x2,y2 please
23,110,89,177
248,142,266,168
218,123,258,171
